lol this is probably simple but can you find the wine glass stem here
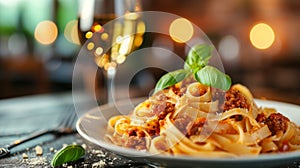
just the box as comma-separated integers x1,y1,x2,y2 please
107,67,116,104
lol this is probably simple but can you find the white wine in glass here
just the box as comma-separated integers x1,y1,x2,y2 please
78,0,144,104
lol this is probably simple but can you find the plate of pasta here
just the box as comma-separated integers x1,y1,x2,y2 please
76,83,300,168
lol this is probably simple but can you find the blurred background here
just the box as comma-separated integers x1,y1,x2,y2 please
0,0,299,105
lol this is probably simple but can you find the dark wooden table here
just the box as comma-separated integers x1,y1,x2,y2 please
0,93,150,168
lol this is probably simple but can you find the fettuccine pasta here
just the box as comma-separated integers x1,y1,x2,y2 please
105,77,300,157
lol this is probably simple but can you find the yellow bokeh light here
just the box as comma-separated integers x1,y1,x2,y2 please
137,21,146,34
85,31,93,39
104,62,117,71
104,63,110,70
111,52,118,59
94,24,102,32
34,20,58,45
169,18,194,43
95,54,109,67
250,23,275,50
101,33,109,40
87,42,95,50
124,12,139,20
116,54,126,64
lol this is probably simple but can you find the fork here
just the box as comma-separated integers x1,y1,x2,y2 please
0,109,77,158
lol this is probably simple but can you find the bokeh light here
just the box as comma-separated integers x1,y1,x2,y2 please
95,54,109,68
116,54,126,64
85,31,93,39
124,12,139,20
250,23,275,50
87,42,95,50
101,33,109,40
137,21,146,34
34,20,58,45
93,24,102,32
104,62,117,71
64,20,80,45
134,35,143,47
116,36,123,44
95,47,103,56
8,33,28,55
119,35,133,55
218,35,240,61
169,18,193,43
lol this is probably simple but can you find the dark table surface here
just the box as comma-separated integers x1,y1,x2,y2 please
0,92,151,168
0,92,299,168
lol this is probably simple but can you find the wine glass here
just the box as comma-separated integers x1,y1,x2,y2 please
77,0,143,104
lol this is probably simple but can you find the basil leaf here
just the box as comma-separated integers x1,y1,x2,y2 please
51,144,85,167
195,66,231,91
154,69,191,93
184,44,212,72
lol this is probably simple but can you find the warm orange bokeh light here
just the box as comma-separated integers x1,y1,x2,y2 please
93,24,102,32
250,23,275,50
169,18,194,43
34,20,58,45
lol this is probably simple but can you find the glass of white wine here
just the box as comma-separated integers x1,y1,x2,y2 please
78,0,144,104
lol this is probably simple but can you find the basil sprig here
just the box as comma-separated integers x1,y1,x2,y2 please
154,44,231,93
51,144,85,167
184,44,212,73
195,65,231,91
154,69,191,93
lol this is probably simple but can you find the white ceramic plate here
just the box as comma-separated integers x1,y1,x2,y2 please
76,98,300,168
